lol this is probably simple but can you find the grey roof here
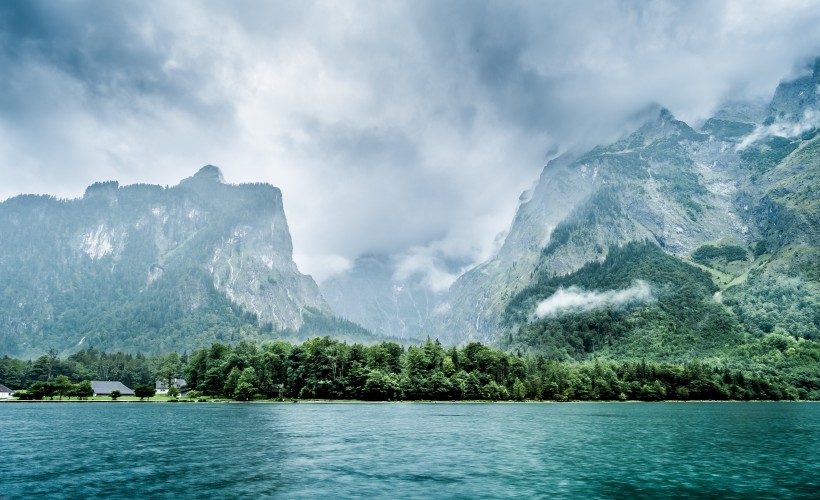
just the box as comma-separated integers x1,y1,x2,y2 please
91,381,135,396
0,383,13,393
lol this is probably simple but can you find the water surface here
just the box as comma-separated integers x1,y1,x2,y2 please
1,402,818,498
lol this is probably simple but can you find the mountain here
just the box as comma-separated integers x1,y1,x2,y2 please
321,254,440,342
502,241,745,360
432,58,820,356
320,58,819,362
0,166,340,357
433,106,750,345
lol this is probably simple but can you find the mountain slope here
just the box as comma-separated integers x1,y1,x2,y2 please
433,107,752,344
502,241,745,361
721,132,820,340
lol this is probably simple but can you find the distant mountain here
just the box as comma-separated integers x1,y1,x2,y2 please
0,166,367,357
321,254,440,342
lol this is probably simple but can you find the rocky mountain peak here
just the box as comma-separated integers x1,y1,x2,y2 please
768,58,820,121
638,106,695,139
190,165,225,183
83,180,120,202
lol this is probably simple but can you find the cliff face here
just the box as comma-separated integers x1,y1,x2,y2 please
0,166,330,356
176,168,328,328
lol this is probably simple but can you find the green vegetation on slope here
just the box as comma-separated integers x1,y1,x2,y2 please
541,189,622,258
691,244,749,266
504,241,743,361
723,268,820,340
740,135,802,176
701,118,756,140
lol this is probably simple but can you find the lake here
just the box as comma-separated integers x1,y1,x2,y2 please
1,402,818,498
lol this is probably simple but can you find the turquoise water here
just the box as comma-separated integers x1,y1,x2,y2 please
1,402,818,498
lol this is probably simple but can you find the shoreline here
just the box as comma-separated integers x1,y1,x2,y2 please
1,398,815,404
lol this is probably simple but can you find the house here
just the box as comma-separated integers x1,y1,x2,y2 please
0,383,14,399
156,378,187,395
91,381,135,396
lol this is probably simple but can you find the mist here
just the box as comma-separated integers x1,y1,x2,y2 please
534,281,654,318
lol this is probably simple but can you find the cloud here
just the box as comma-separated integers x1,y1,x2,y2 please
293,253,352,283
2,1,820,283
737,108,820,150
392,244,471,293
534,280,653,318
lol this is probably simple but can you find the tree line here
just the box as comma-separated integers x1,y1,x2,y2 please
5,336,815,401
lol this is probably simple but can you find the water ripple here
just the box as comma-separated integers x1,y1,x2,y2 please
0,402,818,498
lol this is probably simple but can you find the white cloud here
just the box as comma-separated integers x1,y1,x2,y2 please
534,280,653,318
737,108,820,150
292,253,351,283
393,246,461,293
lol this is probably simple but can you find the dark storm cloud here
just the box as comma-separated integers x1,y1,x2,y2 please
0,1,231,120
1,0,820,282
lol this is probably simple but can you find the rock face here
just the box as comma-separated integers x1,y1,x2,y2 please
0,166,329,356
768,58,820,122
177,168,328,327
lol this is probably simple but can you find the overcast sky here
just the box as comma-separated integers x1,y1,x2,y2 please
2,1,820,284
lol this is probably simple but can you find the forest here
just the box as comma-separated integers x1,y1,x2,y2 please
2,335,818,402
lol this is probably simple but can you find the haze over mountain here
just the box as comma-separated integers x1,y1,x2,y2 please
1,2,820,366
1,59,817,363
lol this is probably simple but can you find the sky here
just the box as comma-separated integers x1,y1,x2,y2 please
2,1,820,285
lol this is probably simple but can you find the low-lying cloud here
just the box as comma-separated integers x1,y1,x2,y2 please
737,108,820,150
534,280,653,318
